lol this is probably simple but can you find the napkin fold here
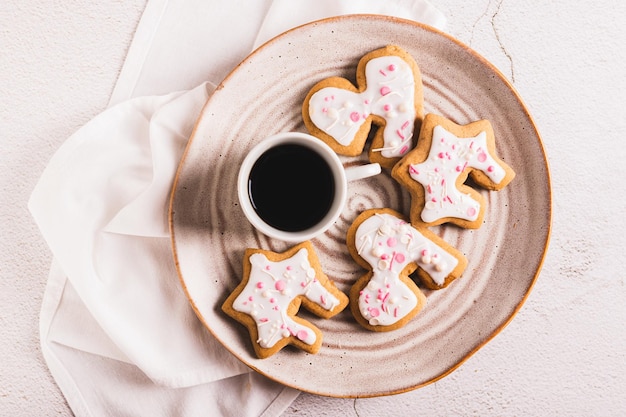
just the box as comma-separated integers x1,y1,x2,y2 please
30,1,446,416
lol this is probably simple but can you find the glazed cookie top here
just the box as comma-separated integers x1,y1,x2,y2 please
303,45,424,169
347,208,468,331
392,114,515,229
222,242,348,358
354,211,460,287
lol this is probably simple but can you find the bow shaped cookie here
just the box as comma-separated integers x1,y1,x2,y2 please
303,45,424,169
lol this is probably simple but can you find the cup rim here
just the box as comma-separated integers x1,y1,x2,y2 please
237,132,348,242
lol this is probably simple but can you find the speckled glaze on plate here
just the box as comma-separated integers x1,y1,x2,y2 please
169,15,551,398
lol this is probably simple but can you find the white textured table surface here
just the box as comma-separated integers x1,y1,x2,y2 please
2,1,625,416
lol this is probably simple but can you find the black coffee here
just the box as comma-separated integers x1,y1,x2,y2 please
248,144,335,232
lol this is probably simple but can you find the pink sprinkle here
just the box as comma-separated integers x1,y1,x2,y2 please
270,298,276,304
434,167,440,173
421,249,429,256
394,307,399,317
387,237,397,247
350,111,360,122
427,185,433,194
438,152,445,159
488,165,495,172
409,166,419,175
380,86,391,96
296,330,309,341
286,266,292,271
388,64,396,71
452,144,456,150
260,318,269,323
441,178,446,186
467,207,477,217
382,292,390,303
383,104,391,111
379,69,387,76
265,265,271,271
431,198,437,203
273,306,279,310
395,253,406,263
400,145,408,154
369,308,381,318
401,121,410,130
320,295,327,305
322,107,328,113
381,254,389,260
275,280,286,291
364,99,370,105
478,152,487,163
456,165,463,172
248,296,253,301
256,282,264,289
446,195,454,204
396,129,405,139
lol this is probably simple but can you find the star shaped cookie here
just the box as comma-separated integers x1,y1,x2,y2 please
222,241,348,358
392,114,515,229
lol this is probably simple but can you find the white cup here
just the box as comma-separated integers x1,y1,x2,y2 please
238,132,381,242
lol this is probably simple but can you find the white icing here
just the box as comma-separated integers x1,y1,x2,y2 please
233,248,340,349
308,55,416,159
354,213,459,326
408,125,506,223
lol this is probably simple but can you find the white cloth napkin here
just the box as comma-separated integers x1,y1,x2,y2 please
30,1,446,416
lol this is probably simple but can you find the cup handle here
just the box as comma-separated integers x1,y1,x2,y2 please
345,163,382,182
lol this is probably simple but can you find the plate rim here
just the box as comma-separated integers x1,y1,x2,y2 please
168,13,553,397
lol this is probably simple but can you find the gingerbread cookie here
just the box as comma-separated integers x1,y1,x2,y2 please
347,208,467,331
392,114,515,229
222,241,348,358
303,45,424,169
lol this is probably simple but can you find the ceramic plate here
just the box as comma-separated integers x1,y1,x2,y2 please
170,15,551,397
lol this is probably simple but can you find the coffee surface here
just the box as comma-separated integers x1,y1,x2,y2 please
248,144,335,232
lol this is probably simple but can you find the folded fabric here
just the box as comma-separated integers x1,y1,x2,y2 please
41,260,296,417
30,0,447,416
109,0,446,106
33,83,253,385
